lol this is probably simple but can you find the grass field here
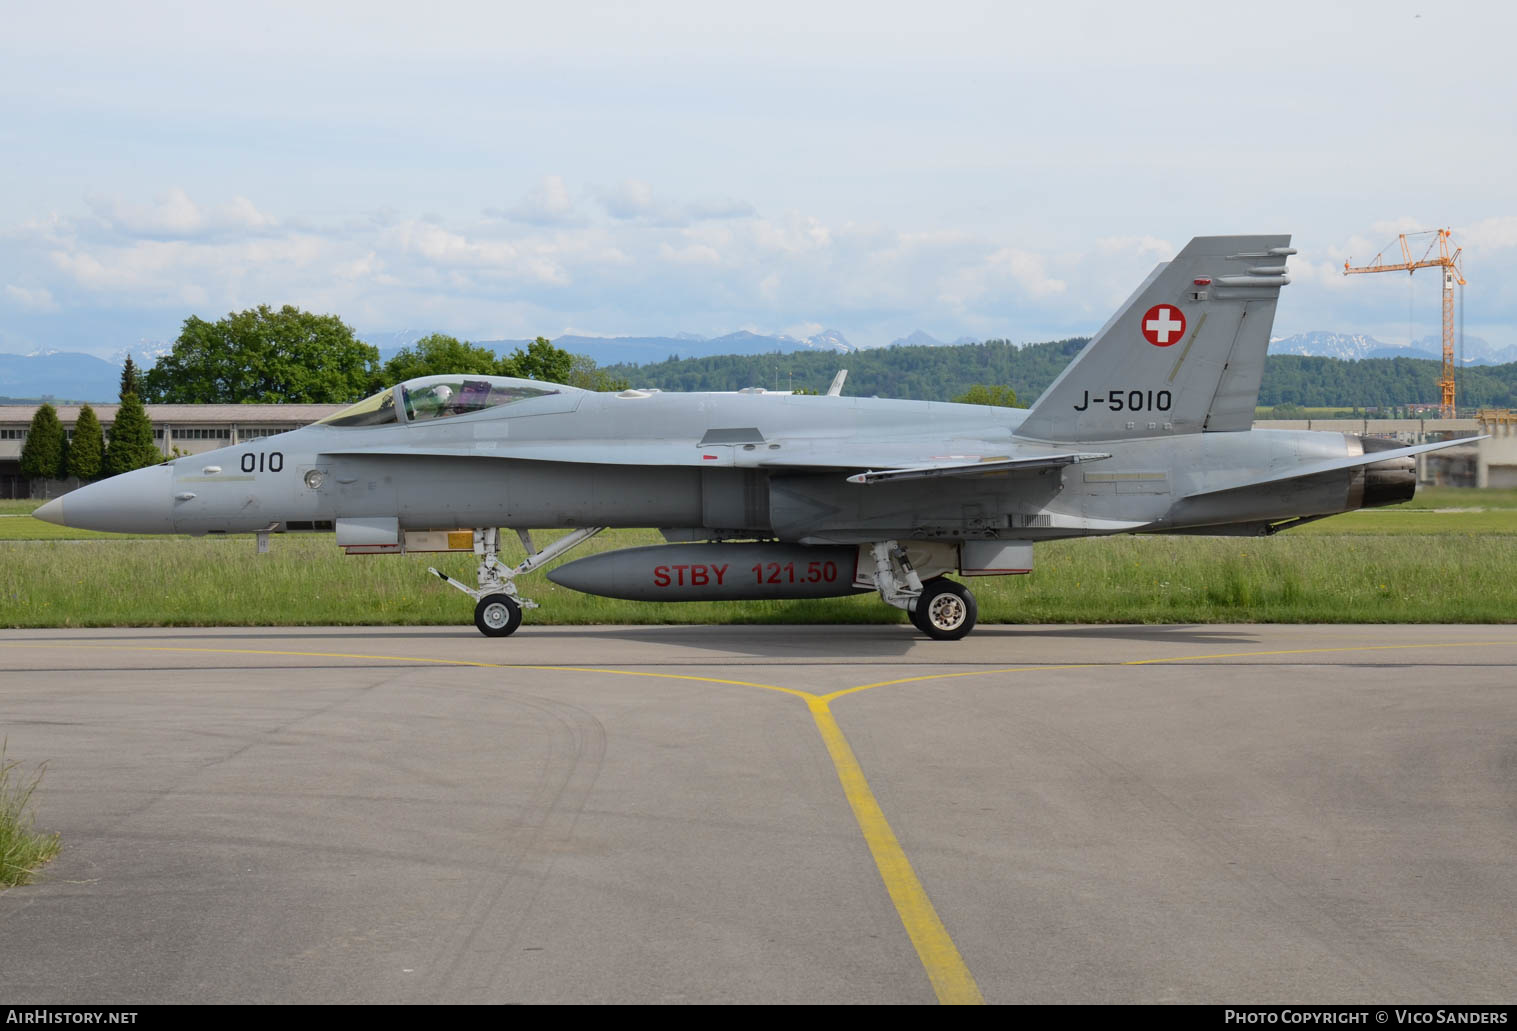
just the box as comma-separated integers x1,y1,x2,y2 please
1251,406,1440,420
3,486,1515,626
0,745,60,888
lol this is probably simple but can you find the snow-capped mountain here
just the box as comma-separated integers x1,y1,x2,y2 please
1268,332,1389,361
889,330,945,348
471,328,855,365
885,330,979,349
106,342,173,368
1270,331,1514,366
801,328,855,352
1412,335,1517,365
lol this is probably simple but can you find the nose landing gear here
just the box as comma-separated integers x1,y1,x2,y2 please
430,526,606,637
474,594,523,637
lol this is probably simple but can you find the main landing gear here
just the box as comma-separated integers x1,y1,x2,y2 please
866,540,979,641
909,578,977,641
430,527,605,638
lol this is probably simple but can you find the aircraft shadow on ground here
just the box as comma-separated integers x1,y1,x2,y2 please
9,622,1265,659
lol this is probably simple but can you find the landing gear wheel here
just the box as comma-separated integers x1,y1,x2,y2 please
910,578,977,641
474,593,522,638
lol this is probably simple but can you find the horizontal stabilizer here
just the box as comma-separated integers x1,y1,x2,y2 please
1182,437,1482,500
845,452,1111,485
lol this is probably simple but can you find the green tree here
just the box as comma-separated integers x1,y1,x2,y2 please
119,355,142,400
19,403,66,481
373,334,506,389
104,394,160,476
502,337,574,383
66,404,105,481
144,304,379,403
564,353,630,393
952,383,1022,407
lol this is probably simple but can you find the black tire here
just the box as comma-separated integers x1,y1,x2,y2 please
474,593,522,637
909,578,977,641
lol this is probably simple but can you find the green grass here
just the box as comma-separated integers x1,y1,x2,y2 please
0,520,155,541
3,527,1515,627
0,498,171,539
4,485,1514,627
1396,486,1517,509
1291,508,1517,535
1007,534,1516,623
0,744,61,888
1253,406,1418,420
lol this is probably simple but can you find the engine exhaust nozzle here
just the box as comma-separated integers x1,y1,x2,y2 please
1353,436,1417,510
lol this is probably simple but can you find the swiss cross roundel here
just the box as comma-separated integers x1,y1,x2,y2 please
1140,304,1186,347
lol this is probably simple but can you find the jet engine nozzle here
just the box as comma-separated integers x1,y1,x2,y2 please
1353,436,1416,510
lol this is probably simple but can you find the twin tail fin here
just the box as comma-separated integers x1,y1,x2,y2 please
1017,235,1293,443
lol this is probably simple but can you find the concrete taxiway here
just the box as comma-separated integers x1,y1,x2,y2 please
0,623,1513,1004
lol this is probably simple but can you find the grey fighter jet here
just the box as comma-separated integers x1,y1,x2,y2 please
34,235,1472,640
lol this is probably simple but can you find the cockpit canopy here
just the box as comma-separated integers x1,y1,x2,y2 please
318,375,567,428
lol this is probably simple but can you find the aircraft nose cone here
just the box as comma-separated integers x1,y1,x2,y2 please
39,464,176,533
32,497,65,525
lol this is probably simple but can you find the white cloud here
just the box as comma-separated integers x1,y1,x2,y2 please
11,187,1517,356
84,188,277,239
1368,216,1428,240
658,242,722,266
495,176,582,227
1460,216,1517,252
1093,235,1172,259
937,242,1068,309
4,284,59,312
983,247,1065,298
598,180,756,227
750,213,832,255
600,180,657,220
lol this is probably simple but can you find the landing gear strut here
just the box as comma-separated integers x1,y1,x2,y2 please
430,527,605,637
865,539,979,640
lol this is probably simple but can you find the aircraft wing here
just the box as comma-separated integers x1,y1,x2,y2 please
844,452,1111,484
1182,436,1482,499
317,438,1108,480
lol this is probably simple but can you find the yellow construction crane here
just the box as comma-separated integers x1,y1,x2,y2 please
1344,228,1466,418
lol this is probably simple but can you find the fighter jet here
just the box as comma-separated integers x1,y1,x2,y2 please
34,235,1474,640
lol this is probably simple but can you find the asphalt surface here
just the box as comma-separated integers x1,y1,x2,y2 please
0,623,1513,1004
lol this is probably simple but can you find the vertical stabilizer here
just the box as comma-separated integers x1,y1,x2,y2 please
1016,235,1292,442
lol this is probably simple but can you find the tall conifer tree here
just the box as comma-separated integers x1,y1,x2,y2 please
104,394,159,476
19,403,66,481
67,404,105,481
119,355,142,400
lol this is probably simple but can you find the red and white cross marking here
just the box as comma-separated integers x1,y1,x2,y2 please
1140,304,1186,347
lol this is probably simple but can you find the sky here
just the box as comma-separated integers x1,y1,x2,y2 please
2,1,1515,358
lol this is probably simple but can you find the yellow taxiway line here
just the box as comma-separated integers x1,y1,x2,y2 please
4,634,1512,1005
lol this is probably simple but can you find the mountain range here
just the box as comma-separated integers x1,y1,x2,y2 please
375,327,978,365
1268,331,1517,365
4,329,1513,403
